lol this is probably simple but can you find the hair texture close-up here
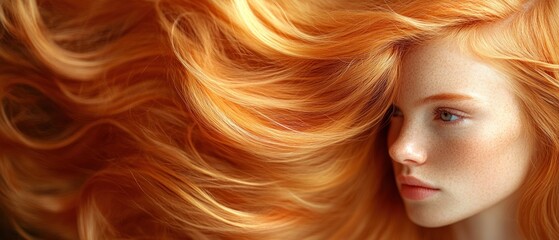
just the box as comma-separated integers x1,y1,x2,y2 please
0,0,558,239
0,0,396,239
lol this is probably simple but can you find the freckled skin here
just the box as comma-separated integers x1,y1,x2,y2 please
387,37,533,228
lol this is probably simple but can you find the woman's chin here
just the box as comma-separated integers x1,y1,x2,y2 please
405,210,459,228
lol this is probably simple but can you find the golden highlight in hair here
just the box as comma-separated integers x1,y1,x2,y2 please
0,0,557,239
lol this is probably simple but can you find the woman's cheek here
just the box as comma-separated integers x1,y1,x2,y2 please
435,120,529,195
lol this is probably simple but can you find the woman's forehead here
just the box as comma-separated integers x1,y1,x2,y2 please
396,37,513,104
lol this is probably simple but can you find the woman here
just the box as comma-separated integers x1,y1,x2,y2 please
369,0,559,239
388,36,534,240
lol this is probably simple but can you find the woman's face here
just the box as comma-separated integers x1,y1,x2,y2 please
387,37,534,227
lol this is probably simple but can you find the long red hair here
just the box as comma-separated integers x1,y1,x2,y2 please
1,0,557,239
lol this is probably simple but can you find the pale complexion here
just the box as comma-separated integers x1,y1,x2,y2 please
387,37,533,240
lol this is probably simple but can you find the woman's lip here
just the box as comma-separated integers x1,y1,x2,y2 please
397,175,439,189
397,175,440,200
400,185,440,200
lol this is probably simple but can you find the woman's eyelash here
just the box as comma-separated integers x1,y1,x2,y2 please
389,106,466,125
433,108,464,123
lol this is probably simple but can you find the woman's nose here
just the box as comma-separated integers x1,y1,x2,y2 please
388,122,428,166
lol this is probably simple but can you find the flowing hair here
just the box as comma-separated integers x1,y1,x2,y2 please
0,0,395,239
0,0,557,239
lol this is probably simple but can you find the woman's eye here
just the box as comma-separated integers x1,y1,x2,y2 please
436,109,461,122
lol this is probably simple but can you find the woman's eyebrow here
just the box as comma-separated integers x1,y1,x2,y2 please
415,93,474,106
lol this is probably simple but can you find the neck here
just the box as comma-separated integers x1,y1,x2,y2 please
451,194,523,240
